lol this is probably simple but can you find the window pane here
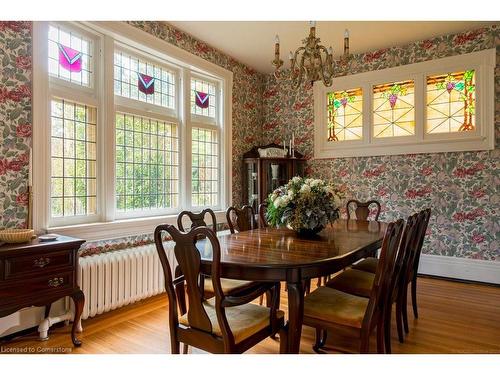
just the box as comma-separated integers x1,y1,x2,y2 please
115,113,179,212
192,127,218,207
426,70,475,134
373,80,415,138
114,51,176,109
327,88,363,142
50,99,97,218
48,25,92,87
191,78,217,119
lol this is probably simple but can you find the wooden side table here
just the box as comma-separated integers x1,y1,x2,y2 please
0,236,85,346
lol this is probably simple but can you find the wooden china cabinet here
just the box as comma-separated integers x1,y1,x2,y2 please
242,143,306,211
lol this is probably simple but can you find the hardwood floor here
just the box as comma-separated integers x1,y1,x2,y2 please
1,277,499,354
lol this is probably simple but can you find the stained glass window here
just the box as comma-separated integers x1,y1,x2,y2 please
373,80,415,138
114,51,176,109
426,70,475,134
326,88,363,141
191,78,216,118
50,99,97,217
115,113,179,212
192,128,218,206
48,25,92,87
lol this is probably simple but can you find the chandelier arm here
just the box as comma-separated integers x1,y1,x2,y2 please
290,47,306,80
293,53,306,89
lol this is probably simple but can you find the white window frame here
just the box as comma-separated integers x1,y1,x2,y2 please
187,71,224,211
32,21,233,240
314,49,495,159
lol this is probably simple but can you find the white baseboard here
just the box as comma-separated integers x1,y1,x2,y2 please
418,254,500,285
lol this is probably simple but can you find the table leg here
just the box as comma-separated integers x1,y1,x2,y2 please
71,289,85,347
286,281,304,354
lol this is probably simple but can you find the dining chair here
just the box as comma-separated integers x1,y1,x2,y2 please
351,208,431,333
314,199,382,288
154,224,286,354
401,208,431,332
226,205,277,306
346,199,381,221
177,209,262,297
302,219,405,353
326,213,420,353
226,205,257,233
258,203,268,228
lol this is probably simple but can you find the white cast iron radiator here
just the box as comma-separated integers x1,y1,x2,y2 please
78,243,176,320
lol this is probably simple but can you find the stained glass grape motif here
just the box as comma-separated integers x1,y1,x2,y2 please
373,80,415,138
427,70,475,134
326,88,363,142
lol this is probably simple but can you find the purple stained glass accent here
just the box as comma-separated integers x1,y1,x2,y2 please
58,43,82,73
138,73,155,95
195,91,209,108
388,94,398,109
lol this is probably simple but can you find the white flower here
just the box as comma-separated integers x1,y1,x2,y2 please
287,189,295,199
333,194,342,208
300,184,311,194
292,176,301,184
274,196,283,208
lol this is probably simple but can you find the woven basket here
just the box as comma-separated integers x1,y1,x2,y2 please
0,229,35,243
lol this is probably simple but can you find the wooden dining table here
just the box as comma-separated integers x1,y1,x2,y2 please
196,219,388,354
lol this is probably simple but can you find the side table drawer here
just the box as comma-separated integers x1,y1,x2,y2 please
4,250,73,280
0,270,75,303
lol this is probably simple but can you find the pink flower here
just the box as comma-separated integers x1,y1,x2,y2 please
471,188,485,198
16,123,32,137
7,160,24,172
8,84,31,102
0,159,8,175
472,234,485,244
420,40,433,49
377,187,387,197
420,167,433,176
16,192,29,206
263,121,278,131
16,55,31,70
263,89,277,99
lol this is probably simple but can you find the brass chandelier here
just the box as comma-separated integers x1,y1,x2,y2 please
272,22,351,88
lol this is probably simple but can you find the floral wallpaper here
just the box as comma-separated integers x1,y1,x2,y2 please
0,21,32,229
262,25,500,261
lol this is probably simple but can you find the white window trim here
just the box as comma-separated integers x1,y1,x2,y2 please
313,48,495,159
33,21,233,240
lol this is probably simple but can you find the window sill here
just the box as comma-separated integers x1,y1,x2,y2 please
46,211,228,242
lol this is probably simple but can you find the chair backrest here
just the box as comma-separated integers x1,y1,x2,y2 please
362,219,405,328
258,203,268,228
346,199,381,221
177,209,217,233
226,205,257,234
390,213,420,300
405,208,432,282
154,224,228,336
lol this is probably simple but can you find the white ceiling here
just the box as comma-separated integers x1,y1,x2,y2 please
169,21,496,74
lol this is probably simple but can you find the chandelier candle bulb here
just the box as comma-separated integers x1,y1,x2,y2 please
344,29,350,55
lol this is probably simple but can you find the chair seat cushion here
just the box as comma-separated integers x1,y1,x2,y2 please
304,287,369,329
204,278,256,294
326,268,375,298
351,257,378,273
179,299,284,344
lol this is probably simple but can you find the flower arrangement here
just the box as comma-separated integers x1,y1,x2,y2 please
266,177,344,237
